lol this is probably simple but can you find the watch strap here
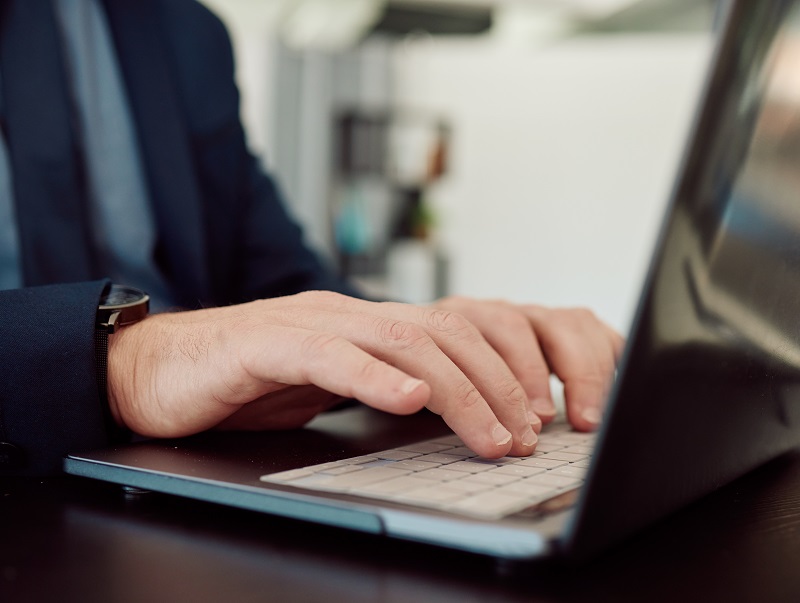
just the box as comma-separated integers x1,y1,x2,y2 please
95,285,148,443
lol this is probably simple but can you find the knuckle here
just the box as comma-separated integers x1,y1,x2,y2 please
496,378,527,406
570,372,605,388
425,309,475,338
544,308,588,333
496,308,530,332
524,363,551,382
435,295,465,308
375,318,431,351
297,289,348,308
598,359,616,377
571,306,599,324
355,357,388,383
302,332,342,362
452,380,485,412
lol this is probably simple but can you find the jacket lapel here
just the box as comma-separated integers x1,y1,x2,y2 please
101,0,209,305
0,0,96,285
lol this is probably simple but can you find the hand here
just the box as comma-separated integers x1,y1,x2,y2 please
430,297,625,431
107,291,623,458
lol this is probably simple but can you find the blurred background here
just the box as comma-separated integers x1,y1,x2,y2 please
200,0,719,333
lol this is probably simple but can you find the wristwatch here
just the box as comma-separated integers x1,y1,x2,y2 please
95,284,150,436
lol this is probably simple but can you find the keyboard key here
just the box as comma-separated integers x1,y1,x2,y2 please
516,458,568,470
305,466,412,491
416,453,464,464
394,486,465,507
440,480,494,495
459,472,520,486
489,465,546,478
561,445,595,455
540,451,587,462
355,459,396,470
319,465,366,476
525,474,581,489
372,450,422,461
444,460,496,473
446,446,478,457
261,468,313,483
397,442,455,454
345,455,385,465
549,465,588,479
414,468,466,482
500,480,558,498
487,456,521,465
390,459,443,471
555,433,596,443
531,443,566,453
359,476,433,496
392,459,441,471
430,435,465,446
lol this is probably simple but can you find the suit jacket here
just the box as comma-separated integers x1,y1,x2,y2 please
0,0,358,475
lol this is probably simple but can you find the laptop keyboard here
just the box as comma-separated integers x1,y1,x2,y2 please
260,423,596,520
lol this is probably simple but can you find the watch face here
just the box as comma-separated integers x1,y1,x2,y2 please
99,284,149,309
97,285,149,332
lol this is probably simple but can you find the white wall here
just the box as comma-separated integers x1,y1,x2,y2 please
198,0,714,332
391,34,714,332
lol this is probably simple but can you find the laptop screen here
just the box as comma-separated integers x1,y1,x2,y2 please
568,0,800,557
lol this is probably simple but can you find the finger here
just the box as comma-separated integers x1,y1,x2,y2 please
239,325,431,416
409,305,540,454
271,306,529,458
435,299,555,426
524,307,619,432
604,324,627,362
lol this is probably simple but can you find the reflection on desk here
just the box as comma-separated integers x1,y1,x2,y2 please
3,447,800,603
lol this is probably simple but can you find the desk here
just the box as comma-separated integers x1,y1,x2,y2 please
3,420,800,602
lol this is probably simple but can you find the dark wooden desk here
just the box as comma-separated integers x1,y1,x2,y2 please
3,432,800,602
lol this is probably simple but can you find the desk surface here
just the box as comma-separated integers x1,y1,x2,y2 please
3,414,800,602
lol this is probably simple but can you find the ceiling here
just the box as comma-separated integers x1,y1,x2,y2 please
202,0,719,50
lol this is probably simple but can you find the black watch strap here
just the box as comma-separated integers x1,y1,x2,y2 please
95,284,149,442
94,326,114,435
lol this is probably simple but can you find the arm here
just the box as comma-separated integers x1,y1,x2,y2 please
106,291,623,461
0,280,110,475
158,0,360,304
0,283,620,475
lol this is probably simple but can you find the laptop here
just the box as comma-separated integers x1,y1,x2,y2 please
65,0,800,562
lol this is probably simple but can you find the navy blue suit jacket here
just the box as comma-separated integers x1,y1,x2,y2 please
0,0,358,475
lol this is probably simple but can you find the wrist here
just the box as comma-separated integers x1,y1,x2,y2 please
95,284,149,441
106,321,140,432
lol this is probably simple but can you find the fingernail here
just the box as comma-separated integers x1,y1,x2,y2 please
527,410,542,431
521,426,538,447
581,407,602,426
492,423,513,446
531,398,556,418
401,378,425,395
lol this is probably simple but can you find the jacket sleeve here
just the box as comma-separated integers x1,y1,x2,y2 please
159,0,363,304
0,280,110,475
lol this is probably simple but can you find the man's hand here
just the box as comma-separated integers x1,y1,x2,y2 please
107,291,623,458
430,297,624,432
